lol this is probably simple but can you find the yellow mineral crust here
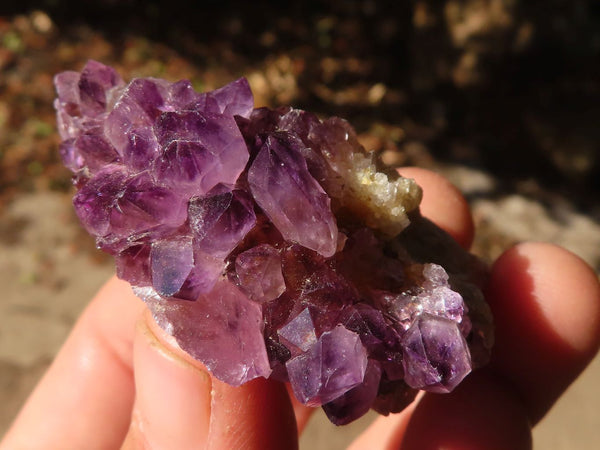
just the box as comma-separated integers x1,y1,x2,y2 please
317,118,422,236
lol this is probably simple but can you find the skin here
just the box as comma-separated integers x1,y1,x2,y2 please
2,167,599,449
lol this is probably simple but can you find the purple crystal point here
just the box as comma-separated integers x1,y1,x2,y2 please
122,126,159,172
144,280,271,386
56,61,494,426
74,169,187,246
248,134,338,257
115,244,151,287
421,264,467,322
339,304,401,361
54,71,81,113
235,244,286,303
153,111,249,197
117,172,188,230
277,307,317,354
150,237,195,297
401,314,472,393
74,134,120,171
174,248,225,300
193,77,254,117
58,139,84,172
189,187,256,257
323,360,382,425
72,165,128,237
77,60,123,117
104,78,166,155
287,325,368,406
54,71,84,141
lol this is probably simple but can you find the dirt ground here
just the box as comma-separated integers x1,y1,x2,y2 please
1,2,599,448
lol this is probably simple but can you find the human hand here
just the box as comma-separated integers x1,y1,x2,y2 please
2,168,598,450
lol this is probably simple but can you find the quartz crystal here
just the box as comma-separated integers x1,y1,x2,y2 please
55,61,494,425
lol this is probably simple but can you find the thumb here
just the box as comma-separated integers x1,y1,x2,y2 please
122,309,298,450
206,371,298,450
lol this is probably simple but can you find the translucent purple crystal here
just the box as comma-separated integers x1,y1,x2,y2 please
78,60,124,117
141,280,272,386
189,186,256,257
322,360,382,425
248,134,338,257
286,325,368,406
277,308,318,353
235,244,286,303
55,60,494,425
150,237,195,297
401,315,471,393
152,111,249,197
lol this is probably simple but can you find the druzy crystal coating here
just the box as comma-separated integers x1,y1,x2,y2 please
55,61,493,425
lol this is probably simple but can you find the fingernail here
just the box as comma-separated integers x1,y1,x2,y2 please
130,312,212,449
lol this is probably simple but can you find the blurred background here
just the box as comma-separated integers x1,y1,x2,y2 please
0,1,598,448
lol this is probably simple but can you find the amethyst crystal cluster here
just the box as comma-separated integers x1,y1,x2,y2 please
55,61,493,425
